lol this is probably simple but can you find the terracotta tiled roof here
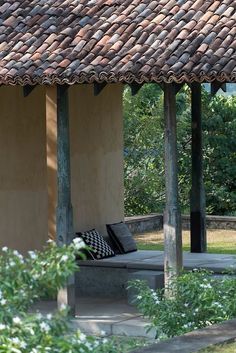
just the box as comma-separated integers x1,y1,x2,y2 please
0,0,235,85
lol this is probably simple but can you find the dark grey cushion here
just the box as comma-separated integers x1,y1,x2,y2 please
106,222,137,254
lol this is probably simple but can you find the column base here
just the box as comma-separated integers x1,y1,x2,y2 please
190,210,206,253
164,207,183,287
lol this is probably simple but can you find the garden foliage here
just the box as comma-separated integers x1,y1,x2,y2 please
131,269,236,339
0,240,118,353
124,85,236,216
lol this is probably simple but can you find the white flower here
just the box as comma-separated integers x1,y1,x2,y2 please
13,317,21,325
9,261,15,267
61,255,69,262
0,324,6,330
73,237,85,250
0,299,6,305
12,338,26,349
2,247,8,252
100,330,106,337
28,251,37,259
26,327,35,335
13,250,19,256
12,337,21,345
79,333,86,341
40,322,50,333
32,273,40,280
20,341,27,349
46,314,52,320
85,342,93,350
30,349,38,353
59,303,67,311
182,322,193,329
213,302,223,308
200,283,212,289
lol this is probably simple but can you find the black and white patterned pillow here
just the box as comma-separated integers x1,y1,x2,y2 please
76,229,115,260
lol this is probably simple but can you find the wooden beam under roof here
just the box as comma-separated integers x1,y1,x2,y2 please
158,82,185,94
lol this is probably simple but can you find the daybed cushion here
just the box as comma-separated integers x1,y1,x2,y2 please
76,229,115,260
106,222,137,254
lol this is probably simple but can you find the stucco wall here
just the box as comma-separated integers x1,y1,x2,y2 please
0,86,48,253
0,84,124,252
69,84,124,236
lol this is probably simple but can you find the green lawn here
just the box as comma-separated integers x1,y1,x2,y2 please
137,243,236,254
200,342,236,353
134,229,236,254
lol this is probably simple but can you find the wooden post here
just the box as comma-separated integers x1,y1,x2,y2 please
56,85,75,314
163,83,183,289
190,83,206,253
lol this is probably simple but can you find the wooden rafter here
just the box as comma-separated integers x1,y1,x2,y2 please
129,82,143,96
211,81,227,96
94,82,107,96
23,85,35,97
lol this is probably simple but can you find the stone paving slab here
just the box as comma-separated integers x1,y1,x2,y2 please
112,317,156,339
76,298,139,320
33,298,154,338
74,315,155,338
74,298,153,337
131,319,236,353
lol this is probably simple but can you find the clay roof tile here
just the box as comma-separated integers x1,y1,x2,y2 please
0,0,234,85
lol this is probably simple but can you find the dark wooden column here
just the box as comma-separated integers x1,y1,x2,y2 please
163,83,183,288
56,85,75,314
190,83,206,253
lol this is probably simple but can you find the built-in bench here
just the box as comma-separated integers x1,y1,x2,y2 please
76,250,236,299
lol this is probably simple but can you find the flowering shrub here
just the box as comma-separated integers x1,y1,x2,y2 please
0,239,114,353
131,269,236,340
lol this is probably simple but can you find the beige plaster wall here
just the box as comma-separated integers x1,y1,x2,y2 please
0,83,124,252
0,86,48,253
69,84,124,236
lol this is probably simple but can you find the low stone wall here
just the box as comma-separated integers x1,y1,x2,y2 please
125,214,236,234
125,214,163,234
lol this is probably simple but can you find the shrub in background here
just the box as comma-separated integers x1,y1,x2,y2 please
124,85,236,216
